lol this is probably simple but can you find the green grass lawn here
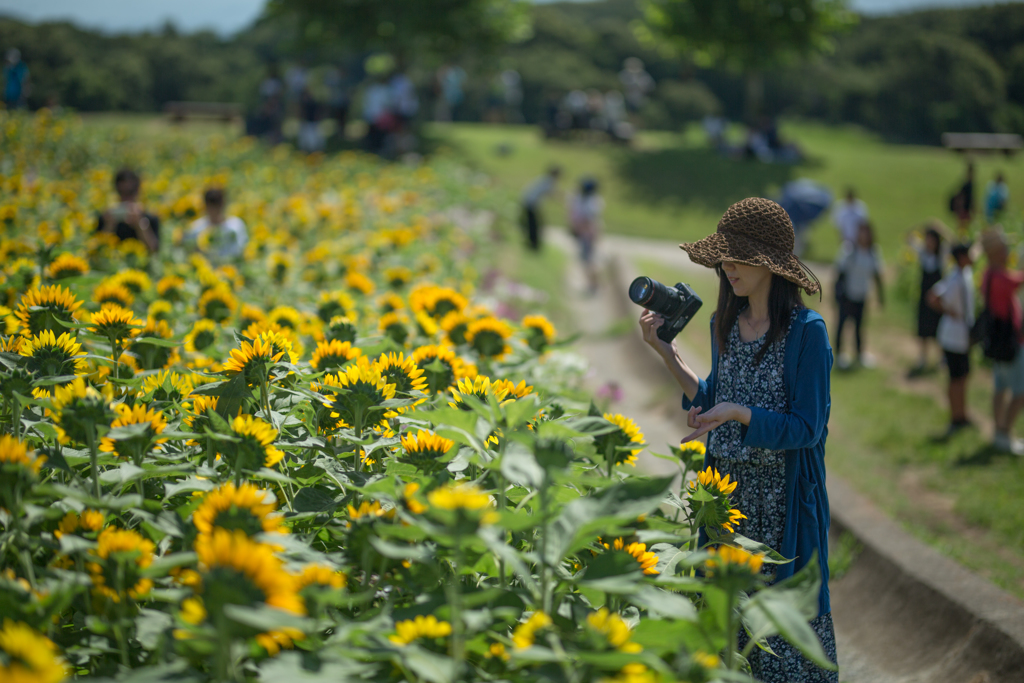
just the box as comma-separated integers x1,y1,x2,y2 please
427,121,1024,263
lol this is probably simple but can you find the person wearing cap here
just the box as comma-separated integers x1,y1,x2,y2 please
639,198,837,681
927,243,975,437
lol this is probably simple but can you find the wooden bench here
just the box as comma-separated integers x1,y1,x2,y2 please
942,132,1023,156
164,101,242,123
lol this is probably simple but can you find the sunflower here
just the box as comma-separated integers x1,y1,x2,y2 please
398,430,454,473
704,545,765,576
46,253,89,280
313,358,396,434
0,619,69,683
0,435,45,475
465,317,513,360
241,325,302,365
410,344,468,394
267,305,303,331
687,467,747,535
198,286,236,323
217,414,285,469
193,529,306,654
495,378,534,400
310,339,362,371
295,564,347,591
316,291,357,324
379,311,409,345
594,413,646,468
234,304,263,332
88,527,155,603
193,482,286,536
98,403,169,461
0,334,22,354
388,615,451,646
89,305,144,345
512,611,552,649
54,509,104,538
156,275,186,302
586,608,642,653
402,482,427,514
439,311,470,346
522,314,556,352
223,335,285,388
112,269,152,295
606,538,660,575
381,266,411,289
182,395,219,442
409,284,467,320
51,377,113,445
18,330,86,381
325,315,358,344
427,483,495,516
184,319,219,354
344,271,375,296
374,352,427,395
146,299,173,321
15,284,83,336
414,309,439,338
92,281,134,309
377,292,405,315
139,370,194,403
269,252,291,284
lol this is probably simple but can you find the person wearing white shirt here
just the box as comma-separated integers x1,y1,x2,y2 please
927,243,975,435
832,189,869,246
521,165,561,251
187,188,248,262
834,222,884,368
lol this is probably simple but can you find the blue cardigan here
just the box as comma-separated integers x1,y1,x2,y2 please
683,308,833,616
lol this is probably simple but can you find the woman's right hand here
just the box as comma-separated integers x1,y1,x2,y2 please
639,309,676,360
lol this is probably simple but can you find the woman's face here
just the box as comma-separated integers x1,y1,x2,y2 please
721,261,771,298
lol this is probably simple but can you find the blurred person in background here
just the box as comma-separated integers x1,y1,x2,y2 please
324,65,352,138
363,72,395,156
831,188,868,247
950,163,975,232
985,172,1009,224
834,221,884,369
3,48,29,110
979,230,1024,455
501,69,523,124
907,223,946,377
389,66,419,154
521,165,562,251
618,57,654,114
285,61,308,118
297,86,323,153
568,177,604,294
928,242,975,437
96,169,160,253
434,63,466,122
186,188,248,263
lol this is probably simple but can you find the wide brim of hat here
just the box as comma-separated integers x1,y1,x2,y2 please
679,232,820,295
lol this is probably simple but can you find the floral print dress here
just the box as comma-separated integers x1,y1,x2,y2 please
711,308,838,682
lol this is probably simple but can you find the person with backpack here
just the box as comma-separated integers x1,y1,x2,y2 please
927,243,974,437
980,230,1024,455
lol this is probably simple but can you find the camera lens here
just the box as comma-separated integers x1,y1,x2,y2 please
629,277,654,305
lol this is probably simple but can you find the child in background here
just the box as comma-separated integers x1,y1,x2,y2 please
908,223,945,376
834,221,885,369
186,188,248,263
568,177,604,294
928,243,975,437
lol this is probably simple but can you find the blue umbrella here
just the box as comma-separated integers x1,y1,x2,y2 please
776,179,833,229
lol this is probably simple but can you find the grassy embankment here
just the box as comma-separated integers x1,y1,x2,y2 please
432,121,1024,597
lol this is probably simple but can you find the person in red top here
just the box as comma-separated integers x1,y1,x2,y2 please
981,230,1024,455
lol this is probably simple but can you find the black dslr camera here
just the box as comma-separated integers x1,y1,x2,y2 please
628,276,703,343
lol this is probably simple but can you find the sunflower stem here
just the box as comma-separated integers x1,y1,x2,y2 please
86,428,100,499
539,483,552,615
725,589,739,670
448,532,466,676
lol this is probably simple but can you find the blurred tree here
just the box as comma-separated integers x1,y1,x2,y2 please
265,0,533,59
640,0,856,121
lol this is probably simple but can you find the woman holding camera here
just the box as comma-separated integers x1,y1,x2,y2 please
639,198,836,682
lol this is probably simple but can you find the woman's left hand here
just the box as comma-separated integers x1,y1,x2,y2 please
682,403,751,443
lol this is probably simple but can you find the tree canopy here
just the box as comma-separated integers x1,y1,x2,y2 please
265,0,533,59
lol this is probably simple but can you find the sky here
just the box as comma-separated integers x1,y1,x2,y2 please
0,0,1017,36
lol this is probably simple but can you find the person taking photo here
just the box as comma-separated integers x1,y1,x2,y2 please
639,198,836,682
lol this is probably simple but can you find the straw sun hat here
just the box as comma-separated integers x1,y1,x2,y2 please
679,197,821,295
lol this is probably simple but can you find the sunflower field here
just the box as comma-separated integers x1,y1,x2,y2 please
0,110,829,683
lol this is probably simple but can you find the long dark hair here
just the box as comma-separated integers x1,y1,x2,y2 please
714,268,805,364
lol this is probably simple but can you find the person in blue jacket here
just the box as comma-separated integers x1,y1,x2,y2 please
639,197,836,682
